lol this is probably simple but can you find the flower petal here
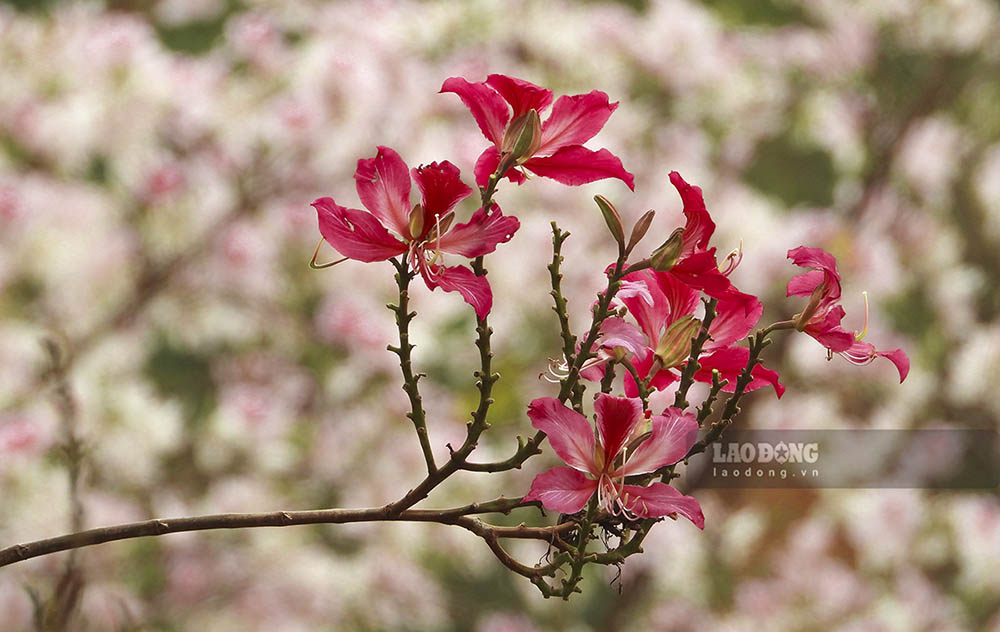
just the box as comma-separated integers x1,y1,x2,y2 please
618,408,698,475
527,397,597,473
619,483,704,527
593,317,648,360
669,171,716,254
537,90,618,155
474,146,527,189
523,146,635,190
879,348,910,383
707,295,763,349
485,74,553,118
696,347,785,398
803,306,855,352
595,394,644,465
419,262,492,319
312,197,407,262
436,203,519,257
621,270,671,344
411,161,473,233
354,146,412,239
440,76,510,145
523,466,598,514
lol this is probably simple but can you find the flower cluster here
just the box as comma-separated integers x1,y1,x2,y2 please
311,73,909,542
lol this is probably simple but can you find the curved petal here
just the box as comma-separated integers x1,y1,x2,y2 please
312,197,407,262
436,204,519,257
440,76,510,145
354,146,412,239
619,483,704,528
618,408,698,475
879,348,910,383
787,246,840,275
485,74,553,118
527,397,597,474
621,270,668,344
595,394,644,465
669,171,716,254
696,347,785,398
523,466,598,514
654,270,701,325
707,296,763,350
786,269,827,297
411,161,472,234
803,306,855,352
537,91,618,154
524,146,635,190
419,261,492,319
594,317,648,360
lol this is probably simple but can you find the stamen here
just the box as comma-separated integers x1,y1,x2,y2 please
309,238,348,269
855,291,869,341
719,239,744,276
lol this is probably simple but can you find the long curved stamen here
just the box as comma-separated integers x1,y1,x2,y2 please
309,238,348,269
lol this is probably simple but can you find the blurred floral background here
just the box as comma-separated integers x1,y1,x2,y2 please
1,0,999,630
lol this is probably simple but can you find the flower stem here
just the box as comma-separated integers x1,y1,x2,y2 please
388,257,437,475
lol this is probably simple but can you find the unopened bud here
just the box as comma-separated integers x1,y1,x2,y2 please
501,109,542,163
408,204,425,239
650,227,685,271
594,195,625,248
626,209,655,255
654,315,701,369
793,282,827,331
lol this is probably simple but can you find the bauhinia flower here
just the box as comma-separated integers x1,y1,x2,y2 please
787,247,909,382
615,269,784,398
523,394,704,527
312,146,519,319
440,74,635,191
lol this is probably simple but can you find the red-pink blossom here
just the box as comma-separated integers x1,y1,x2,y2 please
615,269,784,398
312,146,519,319
523,394,704,527
441,74,635,190
786,247,909,382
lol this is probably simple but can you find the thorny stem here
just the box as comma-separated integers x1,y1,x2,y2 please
620,358,650,411
672,298,719,411
462,226,631,472
388,258,437,475
686,328,772,459
696,369,728,425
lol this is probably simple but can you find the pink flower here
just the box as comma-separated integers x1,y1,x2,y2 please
312,146,519,319
523,394,704,527
787,246,909,382
616,269,784,398
665,171,755,308
440,74,635,190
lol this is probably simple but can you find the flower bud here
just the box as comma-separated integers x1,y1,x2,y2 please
626,209,655,255
500,109,542,163
594,195,625,248
650,227,685,271
654,315,701,369
408,204,425,239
